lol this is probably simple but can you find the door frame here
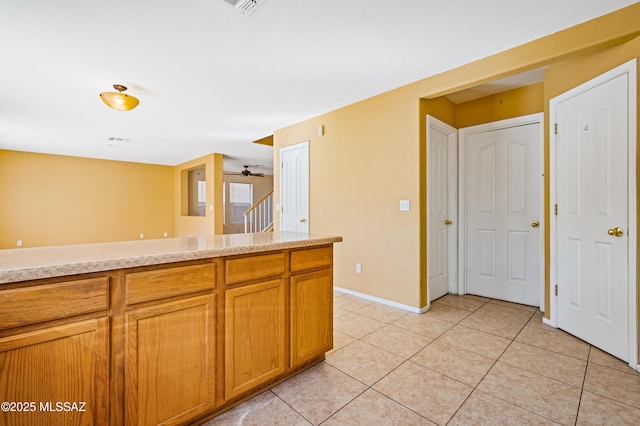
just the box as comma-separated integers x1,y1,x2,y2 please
279,141,310,232
549,59,637,368
458,113,545,310
426,115,458,305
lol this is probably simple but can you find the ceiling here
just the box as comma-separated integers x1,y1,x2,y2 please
0,1,636,174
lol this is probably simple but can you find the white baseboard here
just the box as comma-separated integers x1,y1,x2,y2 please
333,286,427,313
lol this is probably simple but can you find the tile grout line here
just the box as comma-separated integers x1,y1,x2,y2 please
326,297,472,424
572,345,593,426
448,308,571,425
331,292,640,424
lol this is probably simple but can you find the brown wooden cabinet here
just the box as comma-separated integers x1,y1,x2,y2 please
0,239,337,425
289,246,334,367
223,246,334,400
290,269,333,367
125,294,216,426
123,263,218,426
224,278,286,400
0,277,110,425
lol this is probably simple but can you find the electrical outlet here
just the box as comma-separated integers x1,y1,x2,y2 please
16,240,22,247
400,199,410,211
163,232,168,238
140,233,144,239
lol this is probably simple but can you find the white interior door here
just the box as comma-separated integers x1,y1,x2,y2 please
280,142,309,233
461,116,542,306
552,61,637,363
427,116,457,302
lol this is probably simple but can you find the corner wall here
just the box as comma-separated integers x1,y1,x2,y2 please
274,86,423,308
174,153,224,237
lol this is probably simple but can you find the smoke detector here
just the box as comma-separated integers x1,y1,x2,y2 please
223,0,265,16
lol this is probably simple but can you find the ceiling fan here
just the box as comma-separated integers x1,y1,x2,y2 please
241,165,264,177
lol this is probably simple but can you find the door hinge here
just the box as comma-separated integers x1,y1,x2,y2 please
554,204,558,215
554,123,558,135
555,284,558,296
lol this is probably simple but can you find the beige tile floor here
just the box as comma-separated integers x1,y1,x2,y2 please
204,292,640,425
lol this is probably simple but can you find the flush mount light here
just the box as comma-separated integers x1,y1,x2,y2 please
100,84,139,111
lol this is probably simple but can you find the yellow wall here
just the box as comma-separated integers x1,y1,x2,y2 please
275,86,423,307
0,150,174,248
273,3,640,310
455,83,544,128
0,149,227,248
174,153,224,237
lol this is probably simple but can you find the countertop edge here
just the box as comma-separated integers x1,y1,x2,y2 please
0,234,343,285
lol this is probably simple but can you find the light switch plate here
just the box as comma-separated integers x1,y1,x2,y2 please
400,199,410,211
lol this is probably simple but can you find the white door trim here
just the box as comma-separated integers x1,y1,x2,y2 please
549,59,637,369
426,115,458,305
458,113,545,310
279,141,310,232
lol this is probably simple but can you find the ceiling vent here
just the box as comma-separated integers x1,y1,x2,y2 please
107,137,130,143
223,0,265,16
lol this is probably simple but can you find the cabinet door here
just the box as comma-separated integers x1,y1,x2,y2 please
125,294,216,426
0,318,109,426
225,279,285,400
290,269,333,367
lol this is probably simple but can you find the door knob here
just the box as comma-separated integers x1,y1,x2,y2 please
300,218,306,223
444,219,453,225
607,227,624,237
531,221,539,228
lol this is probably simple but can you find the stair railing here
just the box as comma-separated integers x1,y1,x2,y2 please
244,190,274,233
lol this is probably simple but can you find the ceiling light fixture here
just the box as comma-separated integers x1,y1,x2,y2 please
100,84,139,111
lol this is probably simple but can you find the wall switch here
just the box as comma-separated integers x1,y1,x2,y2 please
356,263,362,273
16,240,22,247
400,199,410,211
317,125,324,136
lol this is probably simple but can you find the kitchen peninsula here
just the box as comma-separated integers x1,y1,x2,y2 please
0,232,342,425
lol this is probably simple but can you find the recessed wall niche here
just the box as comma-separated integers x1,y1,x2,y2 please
181,165,206,216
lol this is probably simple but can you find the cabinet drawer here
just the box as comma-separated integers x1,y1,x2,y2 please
0,277,109,330
225,252,286,285
125,263,217,305
291,246,333,272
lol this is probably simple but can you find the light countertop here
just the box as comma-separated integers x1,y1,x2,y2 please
0,232,343,284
